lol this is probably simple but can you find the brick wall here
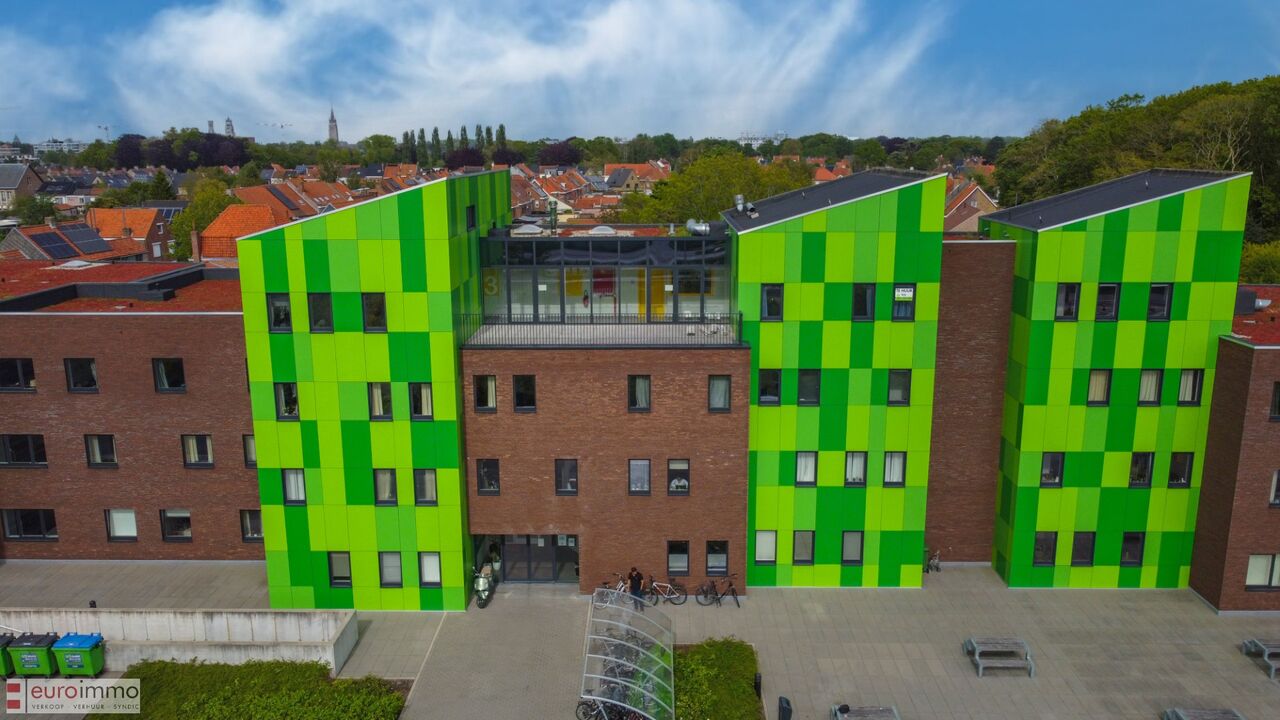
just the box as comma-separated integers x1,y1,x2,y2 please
461,346,750,594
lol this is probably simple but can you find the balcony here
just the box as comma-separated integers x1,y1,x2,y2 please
458,313,743,348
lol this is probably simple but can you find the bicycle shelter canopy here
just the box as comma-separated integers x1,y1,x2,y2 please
581,588,675,720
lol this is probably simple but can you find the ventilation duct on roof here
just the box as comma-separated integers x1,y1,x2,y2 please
685,219,710,236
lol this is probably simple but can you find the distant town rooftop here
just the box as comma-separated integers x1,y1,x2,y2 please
720,168,936,233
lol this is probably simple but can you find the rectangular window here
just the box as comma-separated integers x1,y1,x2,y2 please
379,552,403,588
1272,382,1280,420
883,451,906,487
629,459,650,495
85,434,116,467
891,283,916,321
414,469,437,506
106,509,137,542
1033,531,1056,566
667,459,690,495
409,383,433,420
1095,283,1120,321
181,434,213,467
1178,369,1204,406
0,358,35,391
1120,532,1145,567
513,375,536,412
1071,531,1095,567
555,459,578,495
1148,283,1172,321
243,435,257,468
419,552,442,587
1087,369,1111,406
706,540,728,576
160,509,192,542
1041,452,1064,487
282,469,306,505
758,369,781,406
240,510,263,542
2,509,58,540
795,451,817,487
761,284,783,321
153,358,185,392
362,293,387,332
1129,452,1154,488
329,552,352,587
755,530,777,564
852,283,875,321
842,531,864,566
797,370,820,406
1271,470,1280,507
628,375,651,412
1169,452,1193,488
374,469,397,505
845,451,867,487
64,358,98,392
267,293,292,332
708,375,731,412
466,205,477,231
0,434,47,466
308,293,333,333
275,382,299,419
1245,554,1280,589
474,375,497,411
1055,283,1080,321
793,530,814,565
368,382,392,420
887,370,911,406
1138,369,1162,406
667,540,690,575
477,459,500,495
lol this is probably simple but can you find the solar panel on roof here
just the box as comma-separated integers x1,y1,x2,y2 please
64,226,110,254
265,185,298,211
61,223,89,231
28,231,78,259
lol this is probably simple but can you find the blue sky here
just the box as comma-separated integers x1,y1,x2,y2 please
3,0,1277,144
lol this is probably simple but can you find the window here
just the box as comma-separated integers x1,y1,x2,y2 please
0,434,46,466
1071,532,1095,567
106,509,137,542
795,451,817,487
1120,532,1145,566
797,370,820,406
379,552,403,588
1178,370,1203,406
883,452,906,487
409,383,433,420
1033,531,1056,566
1087,369,1111,406
153,358,185,392
477,459,500,495
513,375,536,412
667,459,690,495
891,283,916,321
755,530,777,564
758,370,780,406
708,375,731,412
1272,383,1280,420
1148,283,1172,321
181,434,213,467
1095,283,1120,321
267,293,291,332
842,531,864,566
761,284,783,321
1245,554,1280,589
362,293,387,332
466,205,477,231
1041,452,1064,487
282,469,306,505
1169,452,1193,488
852,284,875,321
555,459,578,495
706,541,728,576
793,531,814,565
628,375,651,412
160,509,192,542
667,540,690,575
845,452,867,487
374,469,397,505
243,435,257,468
64,358,98,392
367,382,392,420
308,293,333,333
1138,369,1162,406
85,434,116,467
1129,452,1154,488
1055,283,1080,321
419,552,442,587
2,509,57,540
414,469,437,506
0,358,35,391
240,510,263,542
474,375,497,412
1271,470,1280,507
887,370,911,406
275,382,299,419
629,459,650,495
329,552,352,587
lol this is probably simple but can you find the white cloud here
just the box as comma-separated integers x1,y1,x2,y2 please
0,29,86,140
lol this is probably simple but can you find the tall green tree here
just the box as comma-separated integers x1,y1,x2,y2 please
459,126,469,149
484,125,494,149
430,127,442,162
416,129,428,166
148,169,176,200
235,160,263,187
77,140,116,170
611,150,811,224
475,124,485,150
495,124,507,148
850,138,887,169
170,179,241,260
445,130,455,155
8,195,59,225
358,134,397,164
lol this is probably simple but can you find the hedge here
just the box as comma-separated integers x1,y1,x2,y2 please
675,637,760,720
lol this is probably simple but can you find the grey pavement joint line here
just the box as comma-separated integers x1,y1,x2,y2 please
405,612,447,707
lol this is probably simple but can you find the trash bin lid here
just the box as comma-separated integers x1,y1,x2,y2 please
0,633,13,649
53,633,102,650
11,633,59,649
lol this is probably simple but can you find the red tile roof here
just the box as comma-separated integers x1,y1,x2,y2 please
1234,285,1280,346
200,204,277,258
233,184,314,223
85,208,161,239
602,163,670,182
11,223,148,262
813,166,838,183
0,260,183,300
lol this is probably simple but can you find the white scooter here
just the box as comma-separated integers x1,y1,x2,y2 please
474,563,495,608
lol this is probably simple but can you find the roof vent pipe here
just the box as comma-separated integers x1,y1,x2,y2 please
734,194,745,212
686,219,710,236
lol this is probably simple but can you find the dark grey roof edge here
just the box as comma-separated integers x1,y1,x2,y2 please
719,168,939,233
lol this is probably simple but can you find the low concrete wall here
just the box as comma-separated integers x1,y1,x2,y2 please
0,609,358,676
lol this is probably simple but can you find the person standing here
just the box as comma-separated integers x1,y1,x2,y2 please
627,567,645,611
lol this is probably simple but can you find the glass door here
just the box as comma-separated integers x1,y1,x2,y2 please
528,534,556,581
565,267,592,322
502,534,531,581
591,268,618,322
537,268,563,323
555,535,579,583
508,270,535,322
649,268,674,321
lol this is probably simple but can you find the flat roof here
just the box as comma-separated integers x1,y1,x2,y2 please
1234,285,1280,347
983,169,1247,232
0,260,185,300
39,278,242,313
720,169,937,233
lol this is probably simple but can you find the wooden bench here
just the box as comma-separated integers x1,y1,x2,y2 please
830,704,901,720
1240,638,1280,679
1161,709,1246,720
962,636,1035,677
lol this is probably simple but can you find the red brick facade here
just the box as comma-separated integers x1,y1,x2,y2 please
461,347,750,593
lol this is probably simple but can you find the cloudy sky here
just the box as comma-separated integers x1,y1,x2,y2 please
4,0,1278,144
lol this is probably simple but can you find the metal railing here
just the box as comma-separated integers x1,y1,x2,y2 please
457,312,742,348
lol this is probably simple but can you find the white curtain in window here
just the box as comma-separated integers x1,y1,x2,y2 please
420,552,441,584
184,435,210,464
108,509,136,538
375,470,396,502
414,384,433,417
629,460,649,492
380,553,402,585
709,376,730,409
845,452,865,485
755,531,776,563
284,469,306,502
1139,370,1161,403
1246,555,1273,586
884,452,906,486
482,376,496,408
1179,370,1200,402
633,377,650,408
1088,370,1109,403
415,470,437,503
88,437,108,464
796,452,816,485
371,384,389,416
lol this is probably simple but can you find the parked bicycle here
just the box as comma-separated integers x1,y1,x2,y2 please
593,573,628,608
695,573,740,608
575,694,643,720
924,549,942,573
644,575,687,606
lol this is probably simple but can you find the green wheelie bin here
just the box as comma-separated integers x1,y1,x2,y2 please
8,633,59,677
53,634,106,677
0,633,14,677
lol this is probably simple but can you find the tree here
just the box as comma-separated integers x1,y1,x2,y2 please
317,144,346,182
850,138,888,169
444,147,485,170
445,130,455,155
459,126,469,149
777,138,802,156
1176,94,1254,171
416,129,428,167
8,195,59,225
495,124,507,148
537,141,582,167
115,134,145,168
170,179,240,260
1240,241,1280,283
475,124,484,150
235,160,263,187
431,127,442,163
611,150,810,224
148,169,176,200
983,136,1006,163
492,146,524,165
484,125,494,149
358,134,397,164
77,140,116,170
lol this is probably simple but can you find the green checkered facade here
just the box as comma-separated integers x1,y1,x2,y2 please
239,172,511,610
737,175,944,588
989,175,1250,588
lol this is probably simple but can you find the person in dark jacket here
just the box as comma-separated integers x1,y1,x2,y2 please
627,567,645,611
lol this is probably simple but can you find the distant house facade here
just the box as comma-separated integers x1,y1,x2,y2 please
1,219,147,263
0,164,43,210
943,180,998,232
85,207,173,259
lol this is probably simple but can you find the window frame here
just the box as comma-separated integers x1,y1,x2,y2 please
667,459,690,496
160,509,192,543
361,292,388,333
368,382,393,421
409,382,434,421
1147,283,1173,321
1033,531,1057,567
1168,452,1193,489
266,293,292,333
844,451,867,487
887,369,911,406
1087,368,1112,406
328,551,352,588
1,509,58,541
307,293,334,333
760,284,783,322
1095,283,1120,321
240,509,264,543
373,469,397,506
474,375,497,412
1055,282,1080,321
883,451,907,488
1178,369,1204,406
841,530,864,566
627,375,651,413
794,451,817,487
1270,470,1280,508
706,540,729,576
708,375,731,413
1138,369,1163,407
379,551,403,588
84,434,117,468
1129,452,1154,488
1120,532,1145,567
0,358,36,393
1071,531,1095,567
667,540,690,576
243,434,257,468
275,382,300,420
282,469,307,506
797,369,821,406
105,508,137,543
152,357,186,393
419,551,443,587
554,458,579,496
792,530,815,565
180,434,214,468
852,283,875,321
628,459,651,496
513,375,537,412
64,357,98,393
476,458,500,495
754,530,777,565
0,434,47,467
891,283,916,321
1271,382,1280,421
414,469,438,506
758,369,781,406
1245,554,1280,590
1040,451,1064,488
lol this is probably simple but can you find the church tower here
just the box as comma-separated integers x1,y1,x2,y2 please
328,108,339,143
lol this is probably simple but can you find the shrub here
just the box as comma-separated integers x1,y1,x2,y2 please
1240,240,1280,283
675,637,760,720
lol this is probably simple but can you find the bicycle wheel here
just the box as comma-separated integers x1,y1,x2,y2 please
669,584,688,605
643,587,660,606
575,699,597,720
695,584,715,606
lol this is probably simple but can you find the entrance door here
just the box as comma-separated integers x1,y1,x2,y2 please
555,535,579,583
502,534,530,581
529,534,555,581
495,534,579,583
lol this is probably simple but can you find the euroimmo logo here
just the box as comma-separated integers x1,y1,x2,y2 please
4,678,140,714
